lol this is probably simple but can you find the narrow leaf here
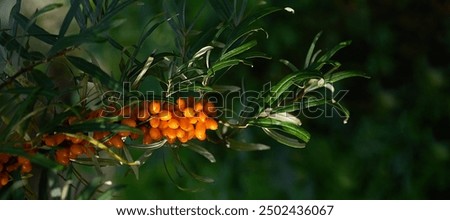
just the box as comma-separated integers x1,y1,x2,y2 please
226,139,270,151
262,128,306,148
67,56,121,91
183,143,216,163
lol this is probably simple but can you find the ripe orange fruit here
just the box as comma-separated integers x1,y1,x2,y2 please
168,118,179,129
176,129,186,138
136,107,150,121
0,173,9,186
66,133,83,144
194,101,203,112
204,101,216,116
56,148,70,165
158,120,169,129
176,98,186,111
183,107,195,118
119,118,137,136
197,111,208,122
70,144,84,156
54,133,66,146
94,131,110,140
189,117,198,124
21,162,32,173
108,135,124,149
195,122,206,141
149,101,161,114
43,135,55,146
143,134,152,145
149,127,162,141
165,128,177,139
149,117,160,128
205,118,218,130
179,117,192,131
159,110,172,121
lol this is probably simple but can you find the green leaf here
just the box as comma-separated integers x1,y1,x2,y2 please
207,59,242,77
226,139,270,151
67,56,121,91
13,13,58,45
262,128,306,148
220,40,257,61
249,117,311,143
183,143,216,163
123,146,139,179
265,71,320,106
324,70,370,83
305,31,322,68
316,40,352,63
32,3,63,18
59,0,80,37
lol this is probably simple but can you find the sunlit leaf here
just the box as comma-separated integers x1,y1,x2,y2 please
262,128,306,148
183,143,216,163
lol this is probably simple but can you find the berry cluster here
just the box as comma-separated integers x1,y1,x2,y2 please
98,97,219,146
42,133,95,165
0,144,34,188
42,97,218,165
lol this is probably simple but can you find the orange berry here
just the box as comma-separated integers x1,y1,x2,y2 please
179,117,192,131
108,135,124,149
70,144,84,156
176,98,186,111
43,135,56,147
66,133,83,144
159,120,169,129
54,133,66,145
195,122,206,141
204,101,216,116
176,129,186,139
197,111,208,122
173,110,184,118
194,101,203,112
149,128,162,141
165,128,177,139
149,101,161,114
93,131,110,140
0,173,9,186
118,106,133,117
149,117,160,128
143,134,152,145
136,107,151,121
159,110,172,121
205,118,218,130
178,135,189,143
183,107,195,118
168,118,179,129
119,118,137,136
6,163,19,172
189,117,198,124
21,163,32,173
17,156,28,165
187,129,195,140
121,118,137,127
56,148,70,165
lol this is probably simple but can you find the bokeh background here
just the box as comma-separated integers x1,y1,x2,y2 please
5,0,450,199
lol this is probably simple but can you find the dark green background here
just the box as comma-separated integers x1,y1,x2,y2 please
101,0,450,199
